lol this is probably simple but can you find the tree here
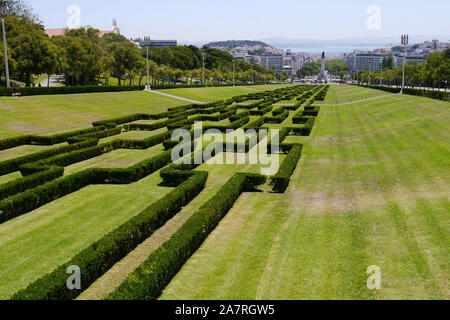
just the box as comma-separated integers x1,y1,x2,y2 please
4,16,56,86
382,55,395,69
4,0,41,25
106,41,141,85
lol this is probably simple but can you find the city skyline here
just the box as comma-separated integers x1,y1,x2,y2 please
29,0,450,42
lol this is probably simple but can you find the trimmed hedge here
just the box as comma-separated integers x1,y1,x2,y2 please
93,114,148,128
229,110,250,122
0,85,145,97
303,106,320,117
107,172,266,300
244,117,266,129
270,144,303,193
29,127,105,146
12,170,208,300
272,106,286,116
0,150,173,222
67,127,123,144
249,106,273,116
357,85,449,101
0,135,31,151
0,139,99,176
0,127,105,150
265,110,289,124
0,166,64,200
19,142,115,176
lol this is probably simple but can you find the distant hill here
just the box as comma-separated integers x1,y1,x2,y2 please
205,40,271,49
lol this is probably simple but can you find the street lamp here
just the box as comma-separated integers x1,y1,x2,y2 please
201,50,207,87
251,58,254,84
232,58,236,86
144,37,151,91
400,34,409,94
380,49,385,86
0,1,10,88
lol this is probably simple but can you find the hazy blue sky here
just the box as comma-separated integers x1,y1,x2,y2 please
29,0,450,42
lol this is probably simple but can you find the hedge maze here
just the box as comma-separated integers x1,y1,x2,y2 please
0,84,329,300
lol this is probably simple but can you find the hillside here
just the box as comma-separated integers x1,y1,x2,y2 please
205,40,271,49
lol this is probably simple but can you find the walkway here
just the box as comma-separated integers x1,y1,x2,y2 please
38,75,65,87
318,94,397,106
146,89,206,104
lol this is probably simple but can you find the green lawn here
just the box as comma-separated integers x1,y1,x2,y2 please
0,170,172,299
0,91,185,139
316,84,391,104
160,92,450,300
0,85,448,300
158,84,293,102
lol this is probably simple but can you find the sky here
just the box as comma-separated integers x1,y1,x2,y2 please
28,0,450,43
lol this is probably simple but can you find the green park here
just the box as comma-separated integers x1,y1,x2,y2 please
0,0,448,303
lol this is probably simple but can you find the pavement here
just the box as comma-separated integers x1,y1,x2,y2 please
145,89,207,104
38,75,65,87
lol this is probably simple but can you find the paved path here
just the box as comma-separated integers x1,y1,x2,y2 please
240,86,261,91
146,89,206,104
38,75,65,87
317,94,397,106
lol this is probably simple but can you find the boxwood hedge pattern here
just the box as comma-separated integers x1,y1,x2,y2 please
2,84,329,300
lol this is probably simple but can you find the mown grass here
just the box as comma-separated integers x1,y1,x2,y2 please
160,92,449,300
0,171,172,299
0,91,185,139
316,84,390,104
0,85,448,300
158,84,293,102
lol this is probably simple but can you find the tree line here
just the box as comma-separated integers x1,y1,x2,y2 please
353,50,450,90
0,2,288,87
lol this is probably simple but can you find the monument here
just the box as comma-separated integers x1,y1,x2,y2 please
112,18,120,35
317,51,329,83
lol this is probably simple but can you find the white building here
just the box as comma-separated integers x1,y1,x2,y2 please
259,55,283,72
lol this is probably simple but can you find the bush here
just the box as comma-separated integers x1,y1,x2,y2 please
0,85,145,97
12,170,208,300
67,127,123,144
249,106,273,116
123,117,182,132
229,111,250,122
0,150,174,222
244,117,266,129
303,106,320,117
0,135,31,151
272,106,286,116
93,114,148,128
358,85,449,101
265,110,289,124
203,117,250,132
107,172,264,300
0,139,98,176
19,142,115,176
0,166,64,200
270,144,303,193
